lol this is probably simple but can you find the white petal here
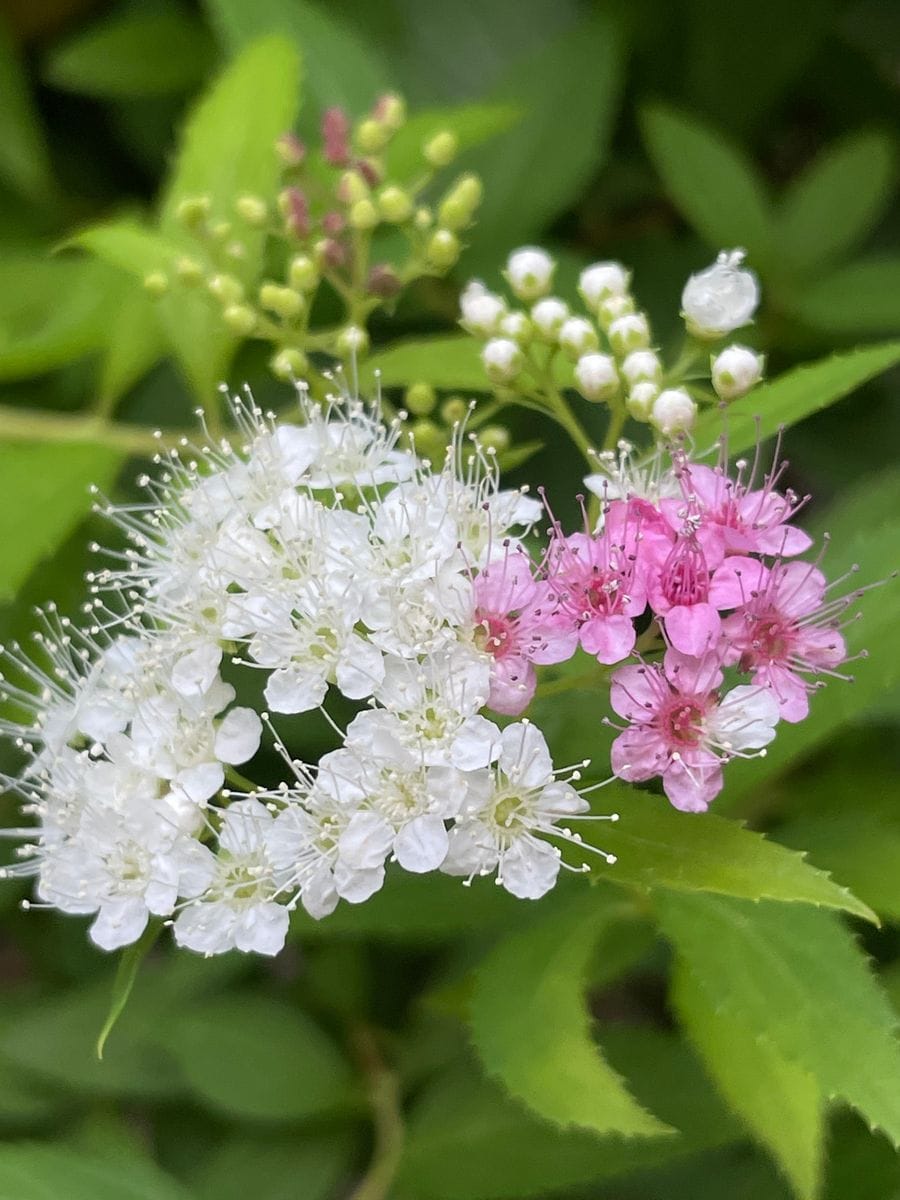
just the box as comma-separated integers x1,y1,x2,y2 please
499,722,553,788
264,665,329,714
214,707,262,764
174,901,237,956
171,643,222,698
333,861,385,904
450,716,502,770
301,866,340,919
500,839,560,900
338,811,394,871
175,761,224,804
393,815,449,873
712,684,780,750
336,636,384,700
90,898,150,951
233,902,290,956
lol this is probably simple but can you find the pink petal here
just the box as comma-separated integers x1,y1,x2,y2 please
487,657,536,716
580,613,636,664
610,664,664,721
664,603,721,657
772,562,826,619
754,525,813,557
662,759,723,811
663,648,724,694
708,557,769,610
757,664,809,723
611,727,666,781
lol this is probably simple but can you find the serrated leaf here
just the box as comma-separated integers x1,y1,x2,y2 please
43,5,216,99
0,19,55,204
397,1029,740,1200
364,334,486,392
672,959,824,1199
640,104,774,269
657,894,900,1146
580,791,875,920
167,995,353,1121
469,893,668,1137
778,131,896,277
0,441,123,601
692,340,900,456
791,259,900,336
386,102,521,180
0,1143,196,1200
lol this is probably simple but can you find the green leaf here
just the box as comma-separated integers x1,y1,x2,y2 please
580,791,875,920
96,921,161,1060
363,335,486,392
722,467,900,805
692,340,900,456
0,19,54,204
469,893,669,1136
465,12,624,263
791,259,900,336
203,0,391,135
778,132,896,277
640,104,774,268
97,290,166,408
386,102,521,180
672,960,824,1200
43,5,216,99
657,894,900,1146
397,1029,739,1200
167,995,353,1121
0,1144,196,1200
189,1132,354,1200
0,442,122,601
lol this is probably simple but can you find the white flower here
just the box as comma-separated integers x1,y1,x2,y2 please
174,799,290,956
574,353,619,402
578,262,630,307
711,344,764,400
681,250,759,338
558,316,599,360
505,247,555,301
460,280,506,336
583,440,681,509
441,722,590,899
530,298,569,340
650,388,697,437
482,337,523,384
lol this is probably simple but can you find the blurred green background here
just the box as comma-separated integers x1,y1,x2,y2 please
0,1,899,1198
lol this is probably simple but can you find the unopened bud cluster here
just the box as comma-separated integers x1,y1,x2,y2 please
144,92,482,387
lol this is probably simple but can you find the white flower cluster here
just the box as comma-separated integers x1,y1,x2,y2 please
461,246,763,438
0,389,610,958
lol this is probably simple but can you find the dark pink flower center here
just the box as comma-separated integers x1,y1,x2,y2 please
660,697,707,746
661,538,709,607
475,612,515,658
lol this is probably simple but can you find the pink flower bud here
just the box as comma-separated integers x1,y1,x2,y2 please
322,107,350,166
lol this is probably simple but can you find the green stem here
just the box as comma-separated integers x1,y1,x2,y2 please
535,664,608,700
224,765,260,793
348,1026,405,1200
542,385,595,469
0,404,175,455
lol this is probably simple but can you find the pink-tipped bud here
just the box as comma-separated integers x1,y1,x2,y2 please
322,107,350,166
355,157,382,188
322,210,345,236
323,238,347,268
279,187,310,238
276,132,306,167
367,263,401,298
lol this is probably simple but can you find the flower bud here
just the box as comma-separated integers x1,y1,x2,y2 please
373,92,406,130
597,293,636,331
459,281,506,335
410,419,446,461
438,174,483,230
349,198,379,231
279,187,310,239
322,107,350,167
530,297,569,341
223,304,257,336
505,246,555,301
711,344,764,400
271,348,309,380
235,194,268,227
414,206,432,231
681,249,760,338
210,220,232,242
426,229,460,270
651,388,697,436
405,382,437,416
142,270,169,298
337,324,369,357
175,257,203,286
441,396,469,426
259,284,304,320
175,195,211,230
225,241,246,262
367,263,401,298
338,169,369,207
608,313,651,356
578,261,630,306
500,311,532,343
356,117,389,154
621,349,662,387
275,132,306,166
626,381,658,422
208,273,244,306
378,185,413,224
289,255,319,292
424,130,458,168
322,211,345,236
356,157,382,189
574,353,619,402
482,338,523,384
558,316,599,360
477,425,510,453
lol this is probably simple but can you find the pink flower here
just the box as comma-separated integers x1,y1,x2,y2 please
718,557,848,722
610,649,780,811
473,553,577,715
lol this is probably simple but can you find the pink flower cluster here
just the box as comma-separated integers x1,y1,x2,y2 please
470,446,856,813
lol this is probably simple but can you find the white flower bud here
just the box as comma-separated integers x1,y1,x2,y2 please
711,344,764,400
574,352,619,402
531,297,569,340
681,249,760,338
597,293,635,331
558,316,599,360
578,261,630,306
621,349,662,387
651,388,697,436
626,381,658,422
505,246,555,301
500,311,532,342
460,280,506,337
482,337,523,384
608,313,651,356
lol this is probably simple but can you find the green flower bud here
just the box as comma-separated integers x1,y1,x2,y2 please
337,324,369,357
175,257,203,286
259,284,304,320
270,348,309,380
426,229,460,270
597,293,636,331
410,419,446,462
235,194,269,227
356,117,389,154
175,195,211,229
405,382,437,417
289,254,319,292
438,174,483,230
142,271,169,298
338,169,369,206
477,425,510,453
207,273,244,306
414,206,432,231
440,396,469,426
225,241,247,262
223,304,257,336
349,198,379,231
376,93,406,130
209,220,232,243
377,185,413,224
424,130,458,168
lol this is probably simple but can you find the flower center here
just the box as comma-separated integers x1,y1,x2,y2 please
661,698,706,746
474,613,514,658
662,539,709,606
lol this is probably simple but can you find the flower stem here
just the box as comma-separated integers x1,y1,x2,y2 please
348,1025,405,1200
0,404,169,455
542,384,596,469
